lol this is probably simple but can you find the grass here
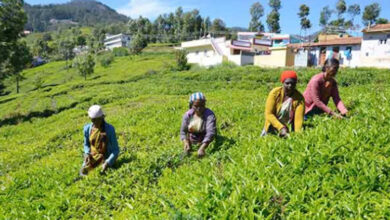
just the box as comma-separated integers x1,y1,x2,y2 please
0,51,389,219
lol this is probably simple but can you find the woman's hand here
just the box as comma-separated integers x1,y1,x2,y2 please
279,127,289,138
197,146,206,158
84,153,92,164
332,112,344,119
198,143,209,158
183,140,191,153
101,162,108,172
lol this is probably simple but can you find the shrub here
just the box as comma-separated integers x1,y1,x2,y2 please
113,47,129,57
175,49,189,71
99,52,115,68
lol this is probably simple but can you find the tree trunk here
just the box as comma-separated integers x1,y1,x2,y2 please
16,74,20,94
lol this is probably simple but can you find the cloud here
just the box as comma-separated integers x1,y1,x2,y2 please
116,0,178,19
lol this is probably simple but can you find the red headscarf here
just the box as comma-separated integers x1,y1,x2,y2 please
280,70,298,83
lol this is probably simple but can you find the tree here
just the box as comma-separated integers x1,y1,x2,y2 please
130,33,147,55
249,2,265,32
348,4,360,23
363,3,381,26
7,41,32,93
73,53,95,80
298,4,311,33
202,17,211,37
319,6,332,30
210,19,226,36
175,49,189,71
336,0,347,18
267,10,281,33
376,18,389,24
267,0,281,33
269,0,281,11
58,39,75,69
0,0,27,78
32,38,51,58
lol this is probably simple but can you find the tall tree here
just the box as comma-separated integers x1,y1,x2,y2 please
336,0,347,18
0,0,27,78
298,4,311,37
249,2,265,32
267,0,281,33
362,3,381,26
8,41,32,93
319,6,332,30
210,19,226,37
202,17,211,37
348,4,360,22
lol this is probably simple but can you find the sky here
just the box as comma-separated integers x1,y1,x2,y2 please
25,0,390,35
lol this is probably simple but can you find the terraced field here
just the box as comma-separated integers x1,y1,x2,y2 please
0,51,389,218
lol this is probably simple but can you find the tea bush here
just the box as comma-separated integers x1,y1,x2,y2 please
0,52,389,219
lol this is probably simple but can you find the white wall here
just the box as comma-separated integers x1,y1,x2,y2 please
186,50,223,67
360,33,390,68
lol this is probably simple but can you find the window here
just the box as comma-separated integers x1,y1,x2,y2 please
195,51,199,55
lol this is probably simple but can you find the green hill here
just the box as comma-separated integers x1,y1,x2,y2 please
24,0,128,32
0,50,390,218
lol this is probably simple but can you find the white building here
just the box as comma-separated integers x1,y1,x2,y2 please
104,33,131,50
179,37,228,67
360,23,390,68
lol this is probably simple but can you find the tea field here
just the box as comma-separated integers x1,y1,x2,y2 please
0,51,390,219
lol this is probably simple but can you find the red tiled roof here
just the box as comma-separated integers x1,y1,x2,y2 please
362,23,390,33
288,37,362,48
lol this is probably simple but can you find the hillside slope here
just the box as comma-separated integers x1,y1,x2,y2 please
0,52,389,218
24,0,128,32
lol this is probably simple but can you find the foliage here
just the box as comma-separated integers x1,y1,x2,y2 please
347,4,361,26
0,0,27,78
113,47,129,57
376,18,389,24
0,51,390,218
98,52,114,68
33,74,44,89
362,3,381,26
298,4,311,32
23,0,128,32
266,10,281,33
266,0,281,33
175,49,189,71
6,41,32,93
336,0,347,17
130,33,148,55
249,2,265,32
72,52,95,80
319,6,332,28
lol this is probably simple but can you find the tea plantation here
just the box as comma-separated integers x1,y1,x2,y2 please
0,51,389,219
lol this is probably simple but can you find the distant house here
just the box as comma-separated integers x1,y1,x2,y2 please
289,37,362,68
254,46,296,68
104,33,131,50
228,40,255,65
179,37,228,67
360,23,390,68
73,46,89,55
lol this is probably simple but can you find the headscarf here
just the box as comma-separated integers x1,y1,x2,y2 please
280,70,298,83
88,105,104,119
189,92,206,108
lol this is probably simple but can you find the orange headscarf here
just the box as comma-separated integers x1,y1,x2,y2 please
280,70,298,83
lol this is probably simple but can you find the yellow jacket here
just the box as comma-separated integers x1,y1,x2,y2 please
263,87,305,132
